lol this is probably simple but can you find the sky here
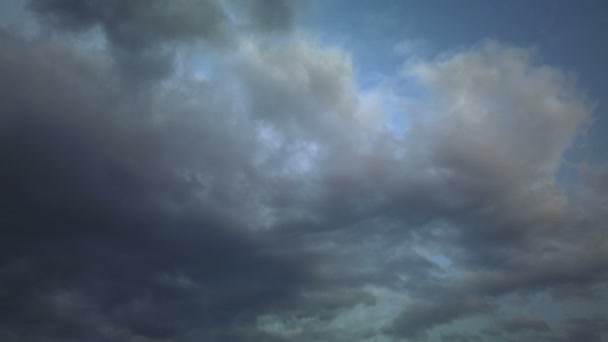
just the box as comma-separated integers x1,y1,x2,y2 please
0,1,607,341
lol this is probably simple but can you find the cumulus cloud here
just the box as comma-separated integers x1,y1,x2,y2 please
28,0,296,80
0,1,606,341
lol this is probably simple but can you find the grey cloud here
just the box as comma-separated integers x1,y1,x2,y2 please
28,0,294,80
29,0,296,45
226,39,605,340
29,0,229,46
480,327,504,338
0,30,320,342
564,316,608,342
244,0,295,32
378,42,600,339
498,315,551,333
441,332,482,342
1,2,606,340
234,37,357,137
387,295,495,338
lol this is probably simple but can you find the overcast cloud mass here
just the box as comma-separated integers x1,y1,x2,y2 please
1,0,607,341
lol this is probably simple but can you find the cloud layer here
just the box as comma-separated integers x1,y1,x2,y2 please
0,1,606,341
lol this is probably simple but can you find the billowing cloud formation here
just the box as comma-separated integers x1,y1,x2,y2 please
28,0,295,79
0,1,607,341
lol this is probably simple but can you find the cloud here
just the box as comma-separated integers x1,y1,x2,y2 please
0,26,322,341
243,0,295,32
564,316,608,342
498,315,551,333
27,0,295,80
387,295,494,339
394,38,426,57
441,332,482,342
235,35,358,134
0,2,606,341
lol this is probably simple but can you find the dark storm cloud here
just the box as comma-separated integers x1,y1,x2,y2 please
440,332,482,342
498,315,551,333
29,0,227,44
0,29,318,341
28,0,295,80
387,294,495,338
1,1,607,340
564,316,608,342
29,0,296,42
